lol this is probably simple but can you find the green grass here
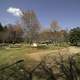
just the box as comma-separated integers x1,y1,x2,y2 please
0,46,40,64
0,43,68,65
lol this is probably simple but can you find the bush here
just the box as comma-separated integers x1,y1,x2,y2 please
37,44,48,49
69,27,80,46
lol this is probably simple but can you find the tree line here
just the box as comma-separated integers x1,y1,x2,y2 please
0,10,80,46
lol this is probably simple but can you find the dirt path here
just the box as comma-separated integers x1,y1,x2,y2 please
24,46,80,62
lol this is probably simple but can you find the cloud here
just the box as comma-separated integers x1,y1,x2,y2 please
7,7,23,17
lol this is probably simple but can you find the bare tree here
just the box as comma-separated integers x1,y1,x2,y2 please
21,10,41,44
7,24,23,43
50,21,62,44
50,21,61,32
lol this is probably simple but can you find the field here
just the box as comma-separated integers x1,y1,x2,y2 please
0,44,80,80
0,44,42,64
0,44,80,65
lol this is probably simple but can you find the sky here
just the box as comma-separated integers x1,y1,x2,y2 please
0,0,80,29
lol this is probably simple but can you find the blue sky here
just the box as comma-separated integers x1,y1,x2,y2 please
0,0,80,29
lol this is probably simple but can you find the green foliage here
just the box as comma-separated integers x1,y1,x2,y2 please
0,23,4,31
69,27,80,46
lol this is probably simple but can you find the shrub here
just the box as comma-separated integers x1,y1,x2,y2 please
69,27,80,46
37,44,48,49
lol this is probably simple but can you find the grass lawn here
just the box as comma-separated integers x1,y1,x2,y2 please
0,46,42,64
0,43,69,65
